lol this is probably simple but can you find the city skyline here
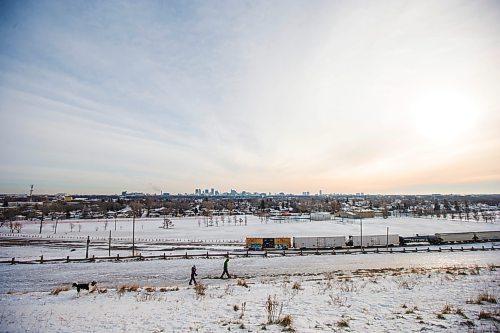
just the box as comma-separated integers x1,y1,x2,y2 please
1,0,499,195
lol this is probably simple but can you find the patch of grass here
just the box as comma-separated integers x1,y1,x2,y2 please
405,306,418,314
144,286,156,292
469,265,480,275
239,302,246,319
461,320,474,328
136,291,159,302
328,293,347,307
441,303,453,314
51,286,70,295
478,310,499,321
437,313,445,320
455,307,467,318
265,295,284,324
237,279,248,288
292,282,301,290
194,282,207,299
158,287,179,292
118,283,140,293
339,280,357,292
487,263,496,271
467,292,497,304
323,272,335,290
336,319,349,328
396,276,416,290
477,292,497,304
278,314,293,328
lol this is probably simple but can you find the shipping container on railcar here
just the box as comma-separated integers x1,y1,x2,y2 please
274,237,292,249
246,237,264,250
434,232,476,244
349,234,399,247
473,231,500,242
245,237,292,250
293,236,346,249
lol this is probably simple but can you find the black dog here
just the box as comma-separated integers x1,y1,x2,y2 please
72,281,97,296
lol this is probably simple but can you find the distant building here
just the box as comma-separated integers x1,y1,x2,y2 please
310,212,331,221
357,210,375,218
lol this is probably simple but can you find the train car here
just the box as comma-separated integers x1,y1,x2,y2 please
349,234,399,247
274,237,292,250
246,237,264,250
399,235,440,246
245,237,292,250
293,236,345,249
434,232,476,244
472,231,500,242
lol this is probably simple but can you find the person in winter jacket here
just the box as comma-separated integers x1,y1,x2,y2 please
189,265,197,285
220,258,230,279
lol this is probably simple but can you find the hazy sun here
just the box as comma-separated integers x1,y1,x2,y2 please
413,89,478,143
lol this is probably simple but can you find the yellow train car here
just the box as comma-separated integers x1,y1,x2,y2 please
246,237,264,250
245,237,291,250
274,237,292,249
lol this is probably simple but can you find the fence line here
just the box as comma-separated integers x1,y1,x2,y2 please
0,233,245,244
2,245,499,265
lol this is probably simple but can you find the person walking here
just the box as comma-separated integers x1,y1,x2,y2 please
189,265,197,285
220,257,230,279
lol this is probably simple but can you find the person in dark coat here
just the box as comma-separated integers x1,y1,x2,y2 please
189,265,197,285
220,258,230,279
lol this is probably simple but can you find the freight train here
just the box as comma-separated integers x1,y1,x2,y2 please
245,231,500,250
400,231,500,245
245,234,400,250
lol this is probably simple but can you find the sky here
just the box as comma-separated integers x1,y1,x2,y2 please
0,0,499,195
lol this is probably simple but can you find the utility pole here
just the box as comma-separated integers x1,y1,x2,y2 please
386,226,389,250
360,218,363,250
39,215,43,234
86,236,90,259
108,230,111,256
132,214,136,256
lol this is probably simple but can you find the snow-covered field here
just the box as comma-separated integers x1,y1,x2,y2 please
0,252,499,332
1,216,499,332
1,215,499,260
4,215,499,241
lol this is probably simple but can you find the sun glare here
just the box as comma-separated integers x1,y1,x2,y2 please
412,90,478,144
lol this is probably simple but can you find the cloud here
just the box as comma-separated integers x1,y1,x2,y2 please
0,0,499,194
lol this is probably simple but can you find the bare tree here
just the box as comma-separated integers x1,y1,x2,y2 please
161,217,174,229
13,222,22,233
